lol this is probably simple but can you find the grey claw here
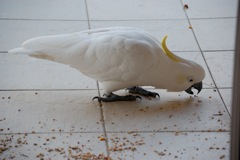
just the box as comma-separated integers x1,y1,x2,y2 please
155,93,160,98
147,92,160,98
136,96,142,100
92,96,101,101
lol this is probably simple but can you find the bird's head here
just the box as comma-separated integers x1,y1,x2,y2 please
162,36,205,95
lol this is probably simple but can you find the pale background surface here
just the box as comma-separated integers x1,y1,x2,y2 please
0,0,237,159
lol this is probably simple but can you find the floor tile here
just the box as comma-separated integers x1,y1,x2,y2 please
0,91,102,133
203,51,234,88
190,18,236,51
90,20,200,51
101,89,230,132
0,53,97,90
219,89,232,115
182,0,238,18
107,132,230,160
0,133,108,160
87,0,186,20
0,20,89,51
0,0,87,20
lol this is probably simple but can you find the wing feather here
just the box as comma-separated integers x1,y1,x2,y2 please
17,27,160,87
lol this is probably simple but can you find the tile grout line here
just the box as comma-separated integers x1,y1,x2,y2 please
0,17,236,21
84,0,110,156
98,103,111,156
0,131,105,135
180,0,232,117
0,129,230,136
0,89,99,91
95,75,110,156
84,0,91,30
0,18,88,21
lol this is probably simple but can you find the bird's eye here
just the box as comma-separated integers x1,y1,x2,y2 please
189,79,193,82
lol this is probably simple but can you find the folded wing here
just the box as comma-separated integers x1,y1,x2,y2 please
10,27,160,84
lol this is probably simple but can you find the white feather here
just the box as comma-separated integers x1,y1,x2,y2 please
9,27,205,94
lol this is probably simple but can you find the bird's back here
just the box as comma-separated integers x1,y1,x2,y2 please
9,27,165,91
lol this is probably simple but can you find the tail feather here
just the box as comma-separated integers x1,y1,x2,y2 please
9,48,32,55
9,48,55,61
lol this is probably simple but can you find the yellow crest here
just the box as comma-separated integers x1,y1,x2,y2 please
161,35,181,62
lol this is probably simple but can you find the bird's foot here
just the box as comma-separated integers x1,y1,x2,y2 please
126,86,160,98
92,93,142,102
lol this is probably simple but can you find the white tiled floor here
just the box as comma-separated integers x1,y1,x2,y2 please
190,19,236,51
0,0,236,159
87,0,186,20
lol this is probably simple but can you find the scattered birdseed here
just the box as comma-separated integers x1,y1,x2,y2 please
36,153,44,158
184,4,189,9
220,155,225,159
0,147,7,153
154,150,166,156
99,137,106,141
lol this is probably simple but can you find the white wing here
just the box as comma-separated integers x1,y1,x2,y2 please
10,27,163,91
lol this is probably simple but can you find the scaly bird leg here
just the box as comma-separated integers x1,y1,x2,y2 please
93,92,142,102
126,86,160,98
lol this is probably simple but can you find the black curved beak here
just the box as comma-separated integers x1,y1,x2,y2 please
185,81,203,95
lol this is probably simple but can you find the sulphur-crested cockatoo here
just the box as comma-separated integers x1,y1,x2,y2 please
9,27,205,102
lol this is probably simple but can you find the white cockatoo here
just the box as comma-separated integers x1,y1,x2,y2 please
9,27,205,102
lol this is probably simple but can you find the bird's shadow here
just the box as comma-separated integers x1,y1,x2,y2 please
100,94,202,117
